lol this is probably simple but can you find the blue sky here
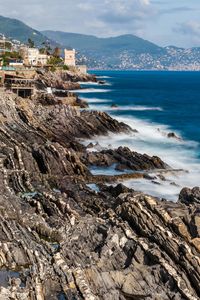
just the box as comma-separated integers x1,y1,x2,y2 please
1,0,200,47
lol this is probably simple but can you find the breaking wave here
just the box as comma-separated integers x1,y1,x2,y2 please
82,111,200,201
73,88,112,93
87,104,163,112
83,97,112,103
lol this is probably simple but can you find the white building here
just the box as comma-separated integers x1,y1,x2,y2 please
25,48,49,66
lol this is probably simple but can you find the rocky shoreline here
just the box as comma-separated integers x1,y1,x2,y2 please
0,70,199,300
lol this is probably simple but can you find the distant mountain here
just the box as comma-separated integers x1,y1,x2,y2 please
42,31,164,54
0,15,54,46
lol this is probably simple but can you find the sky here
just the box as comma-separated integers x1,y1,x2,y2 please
0,0,200,47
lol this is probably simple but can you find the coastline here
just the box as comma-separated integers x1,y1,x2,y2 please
78,71,200,201
0,69,199,299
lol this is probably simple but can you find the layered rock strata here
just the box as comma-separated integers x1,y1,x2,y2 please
0,72,199,300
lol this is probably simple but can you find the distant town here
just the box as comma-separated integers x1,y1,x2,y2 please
0,33,87,98
0,33,86,72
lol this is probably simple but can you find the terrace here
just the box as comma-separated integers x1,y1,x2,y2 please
4,75,35,98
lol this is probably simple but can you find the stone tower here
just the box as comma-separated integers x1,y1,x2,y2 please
64,49,76,66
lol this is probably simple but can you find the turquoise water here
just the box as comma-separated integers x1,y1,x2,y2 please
78,71,200,200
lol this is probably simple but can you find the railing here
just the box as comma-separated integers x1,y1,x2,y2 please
5,78,35,88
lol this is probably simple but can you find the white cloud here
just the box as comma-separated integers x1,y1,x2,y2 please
177,21,200,36
175,21,200,46
0,0,199,47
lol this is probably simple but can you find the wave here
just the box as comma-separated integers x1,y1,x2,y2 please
82,114,200,201
78,81,112,86
88,104,163,112
74,88,112,93
96,76,112,79
123,106,163,111
78,81,100,85
83,97,112,103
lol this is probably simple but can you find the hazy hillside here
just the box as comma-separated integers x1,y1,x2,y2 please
0,15,52,46
42,31,164,55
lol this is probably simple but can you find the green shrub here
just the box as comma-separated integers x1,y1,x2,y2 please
47,56,62,66
50,66,56,72
63,65,69,70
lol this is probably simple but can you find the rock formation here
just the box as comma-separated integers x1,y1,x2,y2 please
81,146,169,171
0,72,199,300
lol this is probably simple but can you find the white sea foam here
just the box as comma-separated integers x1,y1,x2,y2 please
121,166,200,201
88,104,163,112
83,98,112,103
78,81,112,86
121,178,181,201
78,81,100,85
73,88,111,93
96,76,112,79
82,100,200,201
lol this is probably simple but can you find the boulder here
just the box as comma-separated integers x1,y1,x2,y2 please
179,187,200,205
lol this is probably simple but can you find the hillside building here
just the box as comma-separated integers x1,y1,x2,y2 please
0,36,12,53
64,49,76,66
23,48,50,66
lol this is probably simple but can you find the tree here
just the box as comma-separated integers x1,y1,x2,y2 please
2,51,22,66
39,48,46,54
42,41,52,54
47,56,62,66
28,38,35,48
53,47,61,58
5,41,12,50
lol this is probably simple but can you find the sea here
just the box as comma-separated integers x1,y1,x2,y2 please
77,70,200,201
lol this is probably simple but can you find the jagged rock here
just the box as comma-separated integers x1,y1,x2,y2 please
87,142,95,149
100,183,134,197
82,146,169,171
179,187,200,205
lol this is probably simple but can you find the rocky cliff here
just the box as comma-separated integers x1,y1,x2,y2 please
0,73,199,300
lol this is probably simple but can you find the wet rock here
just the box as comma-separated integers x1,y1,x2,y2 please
87,142,95,149
167,132,182,141
115,164,128,171
157,174,166,181
100,183,133,197
111,103,118,108
144,173,157,180
98,80,106,85
179,187,200,205
82,146,169,171
170,182,179,187
152,180,161,185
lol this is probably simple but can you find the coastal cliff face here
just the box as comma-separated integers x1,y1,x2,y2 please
0,73,199,300
35,69,96,91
